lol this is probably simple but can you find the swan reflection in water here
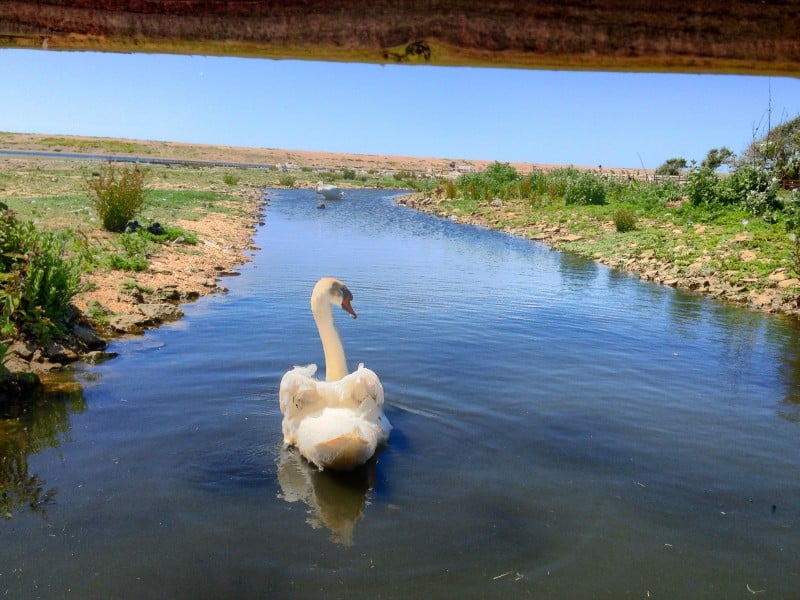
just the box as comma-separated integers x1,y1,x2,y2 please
276,446,377,545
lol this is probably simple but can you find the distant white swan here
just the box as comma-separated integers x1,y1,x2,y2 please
279,277,391,470
315,181,344,200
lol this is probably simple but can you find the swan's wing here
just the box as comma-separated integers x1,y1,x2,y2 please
354,364,384,407
279,364,318,415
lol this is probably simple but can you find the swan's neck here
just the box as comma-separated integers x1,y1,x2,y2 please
312,301,349,382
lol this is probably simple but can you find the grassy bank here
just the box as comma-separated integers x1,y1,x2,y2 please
401,166,800,318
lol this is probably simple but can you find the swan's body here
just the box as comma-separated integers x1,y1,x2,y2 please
279,278,391,470
315,181,344,200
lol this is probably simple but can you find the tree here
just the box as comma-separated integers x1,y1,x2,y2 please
655,157,687,176
740,114,800,185
701,147,735,171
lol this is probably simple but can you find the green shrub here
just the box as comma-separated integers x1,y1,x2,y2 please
686,166,722,207
483,162,520,194
140,224,198,245
564,172,606,205
523,171,549,199
728,164,780,215
613,208,637,232
545,167,579,200
106,232,150,272
222,173,240,186
85,162,147,232
278,174,296,187
0,205,83,341
444,179,457,199
342,168,357,180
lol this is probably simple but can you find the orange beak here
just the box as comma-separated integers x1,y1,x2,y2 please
342,297,357,319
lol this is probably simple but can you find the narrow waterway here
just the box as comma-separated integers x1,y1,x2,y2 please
2,188,798,598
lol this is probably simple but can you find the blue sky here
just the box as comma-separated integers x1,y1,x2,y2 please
1,48,798,169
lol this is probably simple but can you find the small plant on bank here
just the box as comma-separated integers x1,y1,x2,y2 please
84,300,111,325
278,174,296,188
106,231,150,272
222,173,240,186
612,208,637,232
0,204,83,342
444,179,458,199
84,162,147,232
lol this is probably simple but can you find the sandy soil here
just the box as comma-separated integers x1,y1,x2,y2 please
72,187,265,320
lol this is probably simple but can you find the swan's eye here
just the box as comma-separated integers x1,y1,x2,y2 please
330,281,354,305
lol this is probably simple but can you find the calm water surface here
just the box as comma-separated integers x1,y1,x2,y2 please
2,188,799,598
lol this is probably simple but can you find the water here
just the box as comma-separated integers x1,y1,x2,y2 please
2,188,799,598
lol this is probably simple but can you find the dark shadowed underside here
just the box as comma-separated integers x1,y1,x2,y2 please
1,0,799,75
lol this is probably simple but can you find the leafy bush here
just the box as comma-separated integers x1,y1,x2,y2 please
727,165,780,215
545,167,579,200
522,170,549,200
456,162,521,202
85,162,147,232
612,208,637,232
482,162,520,193
143,224,198,245
686,166,723,207
278,174,296,187
106,231,150,271
222,173,240,186
0,205,83,341
342,169,357,180
564,172,606,205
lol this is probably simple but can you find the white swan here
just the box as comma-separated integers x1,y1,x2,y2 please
279,277,391,470
315,181,344,200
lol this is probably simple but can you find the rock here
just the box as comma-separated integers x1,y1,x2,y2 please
8,339,36,360
3,354,35,375
71,324,107,351
28,360,63,374
83,350,119,365
749,290,777,309
108,313,151,334
777,278,800,289
138,303,184,322
768,268,788,282
157,286,182,301
740,250,757,262
44,342,79,363
0,365,40,398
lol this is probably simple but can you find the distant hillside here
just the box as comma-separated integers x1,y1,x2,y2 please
0,131,641,176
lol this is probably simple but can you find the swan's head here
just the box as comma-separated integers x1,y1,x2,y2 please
313,277,357,319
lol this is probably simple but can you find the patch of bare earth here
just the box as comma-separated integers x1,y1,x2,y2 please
73,187,265,328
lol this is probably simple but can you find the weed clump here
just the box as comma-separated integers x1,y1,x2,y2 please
613,208,637,232
564,172,607,206
0,203,83,341
85,162,147,232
